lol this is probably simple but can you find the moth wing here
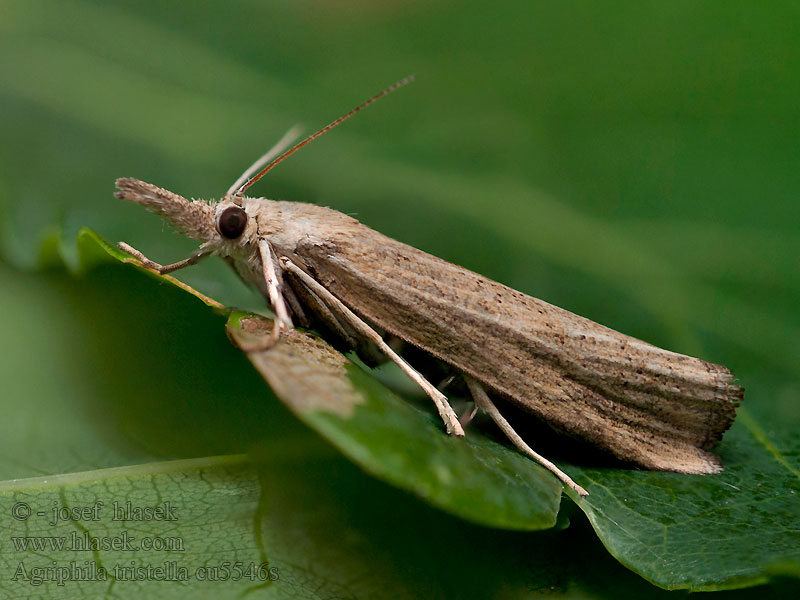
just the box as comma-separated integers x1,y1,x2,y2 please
295,225,742,474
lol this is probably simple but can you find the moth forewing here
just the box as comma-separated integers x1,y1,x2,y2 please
286,219,743,476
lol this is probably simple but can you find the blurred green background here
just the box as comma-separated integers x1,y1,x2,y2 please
1,0,798,597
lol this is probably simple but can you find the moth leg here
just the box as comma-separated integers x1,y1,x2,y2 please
279,257,465,437
281,282,310,329
464,376,589,497
436,373,478,427
284,270,360,348
437,373,457,391
232,239,295,352
259,239,293,327
459,403,478,428
118,242,209,275
224,253,309,328
286,271,388,367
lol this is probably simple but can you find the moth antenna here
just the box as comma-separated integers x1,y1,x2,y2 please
234,75,415,197
226,125,304,200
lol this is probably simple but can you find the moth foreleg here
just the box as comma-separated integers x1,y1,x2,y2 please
279,257,465,437
240,239,294,351
464,376,589,497
118,242,209,275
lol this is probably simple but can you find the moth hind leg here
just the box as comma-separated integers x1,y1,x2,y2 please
464,376,589,497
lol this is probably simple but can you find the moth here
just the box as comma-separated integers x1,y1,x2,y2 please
116,77,743,496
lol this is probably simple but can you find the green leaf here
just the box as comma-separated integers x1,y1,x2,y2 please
77,228,800,592
569,411,800,590
226,310,561,530
2,231,736,600
1,457,280,597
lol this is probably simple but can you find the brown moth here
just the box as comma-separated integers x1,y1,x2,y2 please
116,77,743,496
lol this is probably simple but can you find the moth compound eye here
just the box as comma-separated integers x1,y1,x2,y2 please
216,206,248,239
